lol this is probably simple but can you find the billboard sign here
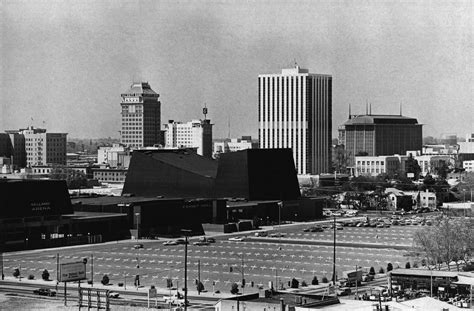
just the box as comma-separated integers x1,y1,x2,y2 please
60,261,86,282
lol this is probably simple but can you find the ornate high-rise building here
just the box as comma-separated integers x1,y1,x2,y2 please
258,66,332,175
120,82,162,148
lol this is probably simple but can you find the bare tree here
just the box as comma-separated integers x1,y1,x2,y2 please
412,215,473,271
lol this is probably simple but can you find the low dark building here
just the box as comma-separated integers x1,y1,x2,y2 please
72,196,227,237
0,179,128,251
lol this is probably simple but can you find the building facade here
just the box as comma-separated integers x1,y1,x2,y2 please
97,144,132,168
258,66,332,175
354,155,402,177
164,119,213,157
339,114,422,167
463,160,474,172
20,127,67,167
213,136,258,158
92,168,128,183
120,82,162,148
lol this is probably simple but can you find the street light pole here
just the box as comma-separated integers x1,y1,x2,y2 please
91,254,94,287
135,212,140,240
332,215,336,285
181,229,192,311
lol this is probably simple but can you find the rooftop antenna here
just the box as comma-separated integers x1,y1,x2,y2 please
348,104,352,119
365,100,368,115
294,58,298,68
202,103,208,121
227,116,231,139
369,103,372,115
399,102,402,116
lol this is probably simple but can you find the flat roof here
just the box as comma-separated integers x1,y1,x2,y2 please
63,211,127,220
71,196,184,206
390,268,458,278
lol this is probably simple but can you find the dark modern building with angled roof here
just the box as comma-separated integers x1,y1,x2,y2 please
339,113,422,167
122,148,301,201
120,82,162,148
122,148,218,198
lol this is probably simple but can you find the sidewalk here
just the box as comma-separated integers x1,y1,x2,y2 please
0,275,234,301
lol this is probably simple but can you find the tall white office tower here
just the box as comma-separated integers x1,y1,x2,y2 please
258,66,332,175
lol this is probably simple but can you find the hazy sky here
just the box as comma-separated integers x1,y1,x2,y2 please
1,0,472,139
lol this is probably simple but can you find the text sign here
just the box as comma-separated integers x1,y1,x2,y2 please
60,261,86,282
148,288,157,298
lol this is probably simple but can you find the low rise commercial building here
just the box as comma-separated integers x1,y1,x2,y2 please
463,160,474,172
97,144,131,168
92,168,128,183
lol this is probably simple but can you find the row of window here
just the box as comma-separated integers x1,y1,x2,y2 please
357,160,385,166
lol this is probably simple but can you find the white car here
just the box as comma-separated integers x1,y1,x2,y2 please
108,291,120,298
228,236,246,242
163,240,178,246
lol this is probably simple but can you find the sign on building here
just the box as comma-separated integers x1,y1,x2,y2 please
59,261,86,282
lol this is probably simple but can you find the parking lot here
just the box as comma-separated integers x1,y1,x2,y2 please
3,220,419,294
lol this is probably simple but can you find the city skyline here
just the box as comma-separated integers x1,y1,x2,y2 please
1,1,472,139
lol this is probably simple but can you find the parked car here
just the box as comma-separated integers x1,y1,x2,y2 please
133,244,144,249
176,239,188,245
108,291,120,298
336,287,352,296
206,237,216,243
255,232,268,237
193,241,210,246
33,288,56,297
163,240,178,246
269,232,287,237
229,236,247,242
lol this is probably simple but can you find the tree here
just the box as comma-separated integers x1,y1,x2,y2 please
405,262,411,269
166,278,173,288
405,155,421,180
13,268,20,278
290,278,299,288
311,276,319,285
386,263,393,272
322,276,329,283
101,274,110,285
369,267,375,275
49,166,87,189
42,269,50,281
413,216,473,271
197,281,205,293
378,267,385,274
230,282,239,294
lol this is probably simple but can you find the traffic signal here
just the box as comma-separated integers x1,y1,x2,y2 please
83,258,88,264
229,267,233,272
242,279,246,287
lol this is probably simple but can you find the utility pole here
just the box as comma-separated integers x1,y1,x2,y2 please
1,252,4,280
91,254,94,287
198,260,201,295
181,229,192,311
355,265,358,299
241,253,245,294
332,215,337,285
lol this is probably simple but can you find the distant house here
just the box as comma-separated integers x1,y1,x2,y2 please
404,190,437,210
385,188,413,211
